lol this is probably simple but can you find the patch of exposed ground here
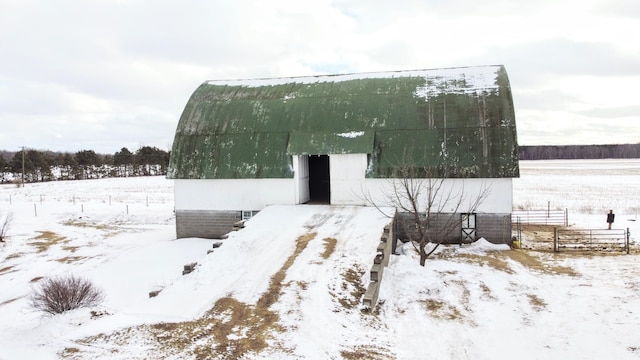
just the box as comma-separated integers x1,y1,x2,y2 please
56,256,89,264
437,246,578,277
330,264,367,310
63,219,119,231
0,265,16,275
62,218,126,238
527,293,547,311
0,297,21,306
321,237,337,259
479,282,496,300
451,253,515,274
341,345,394,360
504,250,578,276
29,231,68,252
4,253,24,260
420,277,477,326
70,232,319,360
421,298,465,321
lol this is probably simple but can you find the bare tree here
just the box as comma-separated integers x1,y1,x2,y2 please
368,152,490,266
0,211,13,243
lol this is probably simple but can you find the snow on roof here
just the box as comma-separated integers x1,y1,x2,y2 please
206,65,502,95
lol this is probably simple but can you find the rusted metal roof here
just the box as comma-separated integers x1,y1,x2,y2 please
168,65,519,179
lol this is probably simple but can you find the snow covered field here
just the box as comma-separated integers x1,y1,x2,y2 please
0,159,639,359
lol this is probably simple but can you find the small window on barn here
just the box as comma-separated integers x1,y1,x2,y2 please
242,210,257,221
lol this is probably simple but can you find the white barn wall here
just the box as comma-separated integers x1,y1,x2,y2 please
174,179,296,211
175,175,512,213
361,178,512,214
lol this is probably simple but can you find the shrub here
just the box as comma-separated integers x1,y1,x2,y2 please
30,275,105,314
0,211,12,242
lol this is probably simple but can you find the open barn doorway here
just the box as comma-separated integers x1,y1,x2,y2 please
308,154,330,203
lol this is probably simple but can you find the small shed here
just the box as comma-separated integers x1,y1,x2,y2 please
168,65,519,241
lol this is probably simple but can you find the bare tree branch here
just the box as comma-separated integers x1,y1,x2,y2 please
0,211,13,243
366,149,491,266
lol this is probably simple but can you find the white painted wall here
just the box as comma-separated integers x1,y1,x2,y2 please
174,179,296,210
329,153,368,205
361,178,512,213
175,155,512,214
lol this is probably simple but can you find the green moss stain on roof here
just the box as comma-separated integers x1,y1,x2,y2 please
168,65,519,179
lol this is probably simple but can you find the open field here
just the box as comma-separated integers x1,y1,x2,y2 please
0,159,639,359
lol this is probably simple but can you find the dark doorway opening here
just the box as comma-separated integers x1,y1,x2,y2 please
308,155,330,203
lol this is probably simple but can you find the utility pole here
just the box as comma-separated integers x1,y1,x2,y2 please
21,146,25,188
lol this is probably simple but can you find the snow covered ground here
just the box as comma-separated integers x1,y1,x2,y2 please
0,159,639,359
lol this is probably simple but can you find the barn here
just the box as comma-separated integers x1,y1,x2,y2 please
167,65,519,242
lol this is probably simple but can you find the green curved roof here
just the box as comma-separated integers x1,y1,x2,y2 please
168,65,519,179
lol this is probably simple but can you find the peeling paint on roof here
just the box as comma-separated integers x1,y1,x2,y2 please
168,65,519,179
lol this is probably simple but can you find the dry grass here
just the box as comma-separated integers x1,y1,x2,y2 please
527,293,547,311
30,231,68,252
332,264,367,310
5,252,24,260
0,297,21,306
73,232,319,359
504,250,578,276
0,265,15,275
479,282,496,300
63,219,117,231
321,237,337,259
454,253,515,274
341,345,394,360
62,245,81,253
60,348,80,356
62,219,124,238
441,246,578,277
56,256,88,264
421,298,464,321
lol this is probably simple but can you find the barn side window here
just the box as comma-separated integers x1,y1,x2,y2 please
241,210,257,221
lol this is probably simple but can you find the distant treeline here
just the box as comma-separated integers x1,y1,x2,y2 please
0,146,169,184
519,144,640,160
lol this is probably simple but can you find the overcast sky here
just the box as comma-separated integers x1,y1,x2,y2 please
1,0,639,154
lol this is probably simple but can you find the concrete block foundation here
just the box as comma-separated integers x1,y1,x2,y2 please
176,210,242,239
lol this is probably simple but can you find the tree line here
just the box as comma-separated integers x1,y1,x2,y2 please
520,143,640,160
0,146,169,184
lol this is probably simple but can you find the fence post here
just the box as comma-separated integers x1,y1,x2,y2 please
565,208,568,226
627,227,630,255
553,227,558,252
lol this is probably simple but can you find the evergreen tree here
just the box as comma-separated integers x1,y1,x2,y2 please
114,147,134,177
75,150,102,179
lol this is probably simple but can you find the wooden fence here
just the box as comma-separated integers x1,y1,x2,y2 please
554,228,630,254
513,209,568,226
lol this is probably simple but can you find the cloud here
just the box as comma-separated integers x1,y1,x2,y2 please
475,39,640,88
0,0,639,152
577,106,640,119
